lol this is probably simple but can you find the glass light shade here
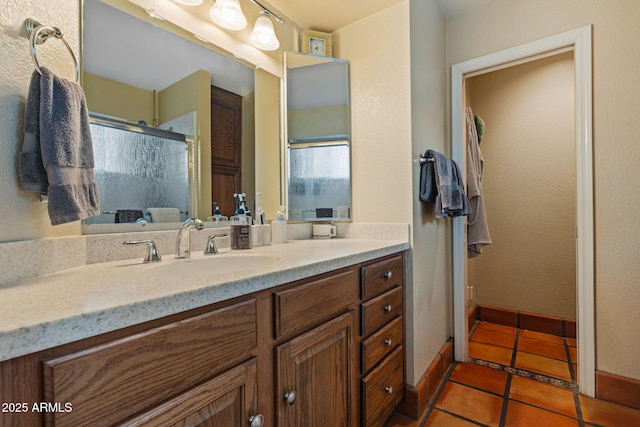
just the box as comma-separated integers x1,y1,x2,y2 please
209,0,247,31
249,15,279,51
173,0,203,5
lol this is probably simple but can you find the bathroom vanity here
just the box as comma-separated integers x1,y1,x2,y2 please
0,236,408,426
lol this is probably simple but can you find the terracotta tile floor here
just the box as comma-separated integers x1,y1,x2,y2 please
387,321,640,427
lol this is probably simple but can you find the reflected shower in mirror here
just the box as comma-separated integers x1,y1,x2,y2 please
81,0,262,232
85,116,193,227
285,52,351,221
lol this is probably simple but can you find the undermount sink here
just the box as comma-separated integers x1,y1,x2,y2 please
145,252,284,278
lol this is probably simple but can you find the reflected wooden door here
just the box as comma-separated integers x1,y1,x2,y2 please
211,85,242,218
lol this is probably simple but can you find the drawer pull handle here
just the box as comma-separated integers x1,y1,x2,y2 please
384,338,393,346
384,271,393,279
284,391,297,406
249,414,264,427
384,304,392,312
384,386,393,394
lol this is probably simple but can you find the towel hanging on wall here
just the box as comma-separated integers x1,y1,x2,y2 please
19,67,100,225
466,106,492,257
419,150,470,218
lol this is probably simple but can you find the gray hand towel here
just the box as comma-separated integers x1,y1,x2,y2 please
420,150,470,218
19,67,100,225
19,71,48,194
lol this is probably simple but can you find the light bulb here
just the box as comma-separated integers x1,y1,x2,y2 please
209,0,247,31
249,14,279,51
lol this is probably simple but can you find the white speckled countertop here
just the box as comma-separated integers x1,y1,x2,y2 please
0,237,409,362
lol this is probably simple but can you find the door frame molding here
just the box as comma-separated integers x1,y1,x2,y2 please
450,25,595,396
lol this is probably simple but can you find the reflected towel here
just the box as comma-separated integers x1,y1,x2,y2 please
146,207,181,223
19,68,100,225
116,209,144,223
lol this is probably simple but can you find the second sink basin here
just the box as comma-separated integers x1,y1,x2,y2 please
147,252,284,278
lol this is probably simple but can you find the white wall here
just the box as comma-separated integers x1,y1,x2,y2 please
447,0,640,381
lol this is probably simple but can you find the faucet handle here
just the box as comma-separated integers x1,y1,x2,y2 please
123,240,162,263
204,233,228,255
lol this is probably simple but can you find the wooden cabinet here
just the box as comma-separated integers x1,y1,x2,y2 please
123,358,258,427
359,255,405,426
0,252,405,427
276,312,355,427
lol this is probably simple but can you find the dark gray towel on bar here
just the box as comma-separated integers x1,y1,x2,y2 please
420,150,470,218
19,70,48,194
19,67,100,225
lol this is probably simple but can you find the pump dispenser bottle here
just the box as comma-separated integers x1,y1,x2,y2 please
231,193,251,249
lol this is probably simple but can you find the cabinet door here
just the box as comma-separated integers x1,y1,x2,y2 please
121,358,260,427
276,312,354,427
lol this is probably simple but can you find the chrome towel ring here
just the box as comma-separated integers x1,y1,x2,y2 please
24,18,80,84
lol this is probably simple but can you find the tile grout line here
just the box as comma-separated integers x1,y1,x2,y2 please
418,363,490,427
498,329,520,426
566,336,587,427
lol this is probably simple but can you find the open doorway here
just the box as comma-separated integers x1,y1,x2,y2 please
450,26,595,396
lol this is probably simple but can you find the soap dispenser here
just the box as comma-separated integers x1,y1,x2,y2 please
231,194,252,249
208,201,228,223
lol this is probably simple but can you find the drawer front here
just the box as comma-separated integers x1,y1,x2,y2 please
361,255,403,300
43,299,257,427
361,346,404,427
361,316,403,373
361,286,402,337
274,269,356,338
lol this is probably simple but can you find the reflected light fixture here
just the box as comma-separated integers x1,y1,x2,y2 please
209,0,247,31
172,0,204,5
250,12,279,51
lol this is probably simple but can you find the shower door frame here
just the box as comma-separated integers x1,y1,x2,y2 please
450,25,595,396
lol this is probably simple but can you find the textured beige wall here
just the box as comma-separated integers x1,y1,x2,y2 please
408,0,450,386
447,0,640,380
254,69,281,221
0,0,82,242
467,52,576,319
333,2,413,225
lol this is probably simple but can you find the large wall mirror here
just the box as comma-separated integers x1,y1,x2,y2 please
284,52,351,221
81,0,281,233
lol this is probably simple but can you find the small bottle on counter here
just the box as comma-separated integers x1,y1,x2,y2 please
230,214,252,250
271,205,287,244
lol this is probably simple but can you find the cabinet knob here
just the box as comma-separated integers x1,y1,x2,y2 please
284,391,297,406
249,414,264,427
384,304,392,312
384,338,393,346
384,271,393,279
384,386,393,394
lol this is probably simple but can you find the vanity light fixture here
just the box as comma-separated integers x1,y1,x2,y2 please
172,0,204,5
249,11,279,51
209,0,247,31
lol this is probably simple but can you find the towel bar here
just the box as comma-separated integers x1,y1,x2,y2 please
418,155,435,165
24,18,80,83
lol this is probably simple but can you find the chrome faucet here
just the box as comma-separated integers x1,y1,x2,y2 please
176,218,204,258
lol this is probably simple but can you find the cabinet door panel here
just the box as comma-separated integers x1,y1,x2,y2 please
43,300,256,427
276,312,354,427
121,358,258,427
